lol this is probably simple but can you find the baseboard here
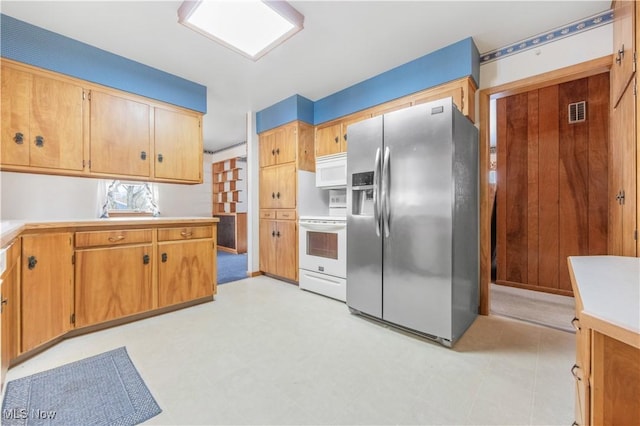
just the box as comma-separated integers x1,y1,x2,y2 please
248,271,263,277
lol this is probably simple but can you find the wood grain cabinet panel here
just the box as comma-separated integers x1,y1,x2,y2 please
154,107,202,183
75,228,153,248
21,233,74,353
89,90,150,177
157,239,215,307
316,123,342,157
158,226,213,241
1,65,31,166
259,219,297,281
611,0,636,107
1,239,21,388
75,244,153,328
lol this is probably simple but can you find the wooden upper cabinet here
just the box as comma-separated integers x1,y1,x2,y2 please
21,233,74,353
260,123,298,166
316,123,342,157
154,107,203,182
612,0,636,106
89,90,151,177
30,75,84,171
1,65,31,166
259,163,296,209
1,64,84,171
259,131,277,167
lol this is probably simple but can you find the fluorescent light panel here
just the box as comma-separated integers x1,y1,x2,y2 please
178,1,304,61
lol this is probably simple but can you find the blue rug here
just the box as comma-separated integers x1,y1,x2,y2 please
2,347,161,426
217,250,248,284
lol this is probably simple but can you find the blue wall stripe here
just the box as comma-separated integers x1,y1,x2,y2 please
256,94,314,132
1,14,207,113
256,37,479,133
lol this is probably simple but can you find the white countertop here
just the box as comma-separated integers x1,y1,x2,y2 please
569,256,640,345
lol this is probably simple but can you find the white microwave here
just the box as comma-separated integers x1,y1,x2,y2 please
315,153,347,188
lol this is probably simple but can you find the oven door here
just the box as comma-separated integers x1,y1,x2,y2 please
298,221,346,278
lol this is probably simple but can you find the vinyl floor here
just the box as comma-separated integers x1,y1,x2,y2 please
4,276,575,425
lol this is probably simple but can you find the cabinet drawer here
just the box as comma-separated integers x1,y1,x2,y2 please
260,210,276,219
76,229,152,248
276,210,297,220
158,225,212,241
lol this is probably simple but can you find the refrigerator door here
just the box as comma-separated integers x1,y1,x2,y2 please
346,116,383,318
382,100,454,339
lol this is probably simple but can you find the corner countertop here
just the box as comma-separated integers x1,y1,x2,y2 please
569,255,640,349
0,217,219,248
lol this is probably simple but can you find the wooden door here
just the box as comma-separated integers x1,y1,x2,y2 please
1,65,31,166
259,219,278,274
496,74,609,294
316,123,342,157
75,244,153,327
612,0,636,106
276,163,297,209
154,107,202,182
276,220,297,281
259,167,279,209
29,75,84,171
610,80,638,256
158,240,214,307
21,233,74,353
275,124,297,164
259,131,277,167
90,90,150,177
1,240,21,385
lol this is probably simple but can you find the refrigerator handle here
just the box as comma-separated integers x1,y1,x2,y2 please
373,147,382,237
382,146,391,238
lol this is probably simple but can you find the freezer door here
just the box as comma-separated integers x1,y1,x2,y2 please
346,116,383,318
382,100,454,339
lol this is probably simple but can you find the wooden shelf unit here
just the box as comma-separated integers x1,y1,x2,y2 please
212,158,247,254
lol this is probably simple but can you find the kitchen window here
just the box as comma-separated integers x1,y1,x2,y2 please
100,180,159,218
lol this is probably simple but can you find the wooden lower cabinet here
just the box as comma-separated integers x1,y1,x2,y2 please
259,218,297,281
1,239,21,387
21,233,74,353
75,244,153,328
158,239,215,307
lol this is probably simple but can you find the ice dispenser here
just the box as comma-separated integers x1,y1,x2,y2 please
351,171,375,216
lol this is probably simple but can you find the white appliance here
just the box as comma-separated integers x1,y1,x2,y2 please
298,216,346,301
315,153,347,188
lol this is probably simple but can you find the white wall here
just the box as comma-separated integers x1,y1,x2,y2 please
479,24,612,90
0,155,215,220
246,112,260,274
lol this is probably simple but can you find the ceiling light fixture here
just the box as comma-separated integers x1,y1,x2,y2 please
178,1,304,61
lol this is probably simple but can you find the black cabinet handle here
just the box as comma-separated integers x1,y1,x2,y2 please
157,153,164,163
14,132,24,144
161,253,168,263
276,231,281,237
334,136,339,143
276,148,280,155
271,149,275,156
571,317,581,331
616,44,625,65
27,256,37,270
272,192,275,199
271,230,276,237
35,135,44,147
276,192,280,199
143,254,150,265
0,296,7,314
571,364,581,381
140,151,147,160
344,133,347,141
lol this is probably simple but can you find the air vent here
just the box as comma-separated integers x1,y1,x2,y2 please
568,101,586,123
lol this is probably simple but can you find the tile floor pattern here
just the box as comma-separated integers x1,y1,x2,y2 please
4,276,576,425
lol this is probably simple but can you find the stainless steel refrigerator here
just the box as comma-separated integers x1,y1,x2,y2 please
346,97,478,347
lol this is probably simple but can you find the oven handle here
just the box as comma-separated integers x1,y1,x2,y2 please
299,223,346,232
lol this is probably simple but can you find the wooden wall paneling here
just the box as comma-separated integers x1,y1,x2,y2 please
504,93,529,284
527,91,540,286
558,78,590,292
587,73,610,255
537,85,560,290
496,97,507,283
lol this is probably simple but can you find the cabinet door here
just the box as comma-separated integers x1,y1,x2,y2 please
30,75,84,171
276,220,298,281
260,166,278,209
316,123,342,157
612,0,636,106
1,65,31,166
275,124,297,164
1,240,21,385
158,239,214,307
90,91,150,177
341,114,371,152
75,244,153,328
259,131,277,167
276,163,296,209
154,107,202,182
259,219,278,274
21,233,74,353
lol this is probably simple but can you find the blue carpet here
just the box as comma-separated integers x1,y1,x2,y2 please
2,347,161,426
217,250,248,284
